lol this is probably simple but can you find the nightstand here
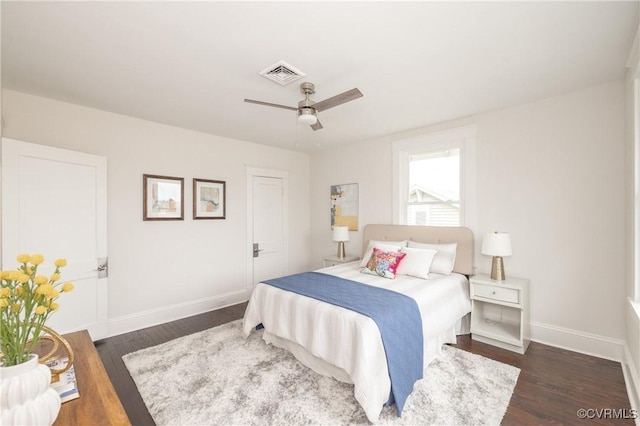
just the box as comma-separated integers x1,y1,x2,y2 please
323,255,359,268
470,274,530,354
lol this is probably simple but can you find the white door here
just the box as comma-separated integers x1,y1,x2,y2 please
1,138,108,340
246,169,287,289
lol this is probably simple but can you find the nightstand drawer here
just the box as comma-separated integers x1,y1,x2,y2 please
472,283,520,304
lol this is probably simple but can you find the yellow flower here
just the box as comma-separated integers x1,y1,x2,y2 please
1,254,73,366
4,271,18,281
34,275,48,285
36,283,55,298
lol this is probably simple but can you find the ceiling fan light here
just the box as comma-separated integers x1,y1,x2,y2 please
297,108,317,125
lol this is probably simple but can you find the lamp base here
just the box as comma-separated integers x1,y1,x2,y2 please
337,241,346,259
490,256,506,281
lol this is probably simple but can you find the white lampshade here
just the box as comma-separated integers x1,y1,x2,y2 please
481,232,512,257
298,108,318,125
332,226,350,242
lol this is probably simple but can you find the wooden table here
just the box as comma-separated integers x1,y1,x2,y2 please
53,330,131,426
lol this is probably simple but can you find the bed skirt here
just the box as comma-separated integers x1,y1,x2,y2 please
261,313,471,413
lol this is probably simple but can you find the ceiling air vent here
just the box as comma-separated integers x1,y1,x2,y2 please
259,60,305,86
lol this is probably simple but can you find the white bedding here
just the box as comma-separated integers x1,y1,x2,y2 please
242,261,471,422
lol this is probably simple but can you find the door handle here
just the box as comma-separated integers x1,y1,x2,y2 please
253,243,263,258
95,257,108,278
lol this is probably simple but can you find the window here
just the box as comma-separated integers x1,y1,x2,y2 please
408,148,460,226
392,126,476,228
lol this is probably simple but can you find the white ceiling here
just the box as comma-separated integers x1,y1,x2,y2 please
2,1,638,152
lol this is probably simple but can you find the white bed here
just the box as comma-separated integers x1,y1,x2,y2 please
242,224,474,422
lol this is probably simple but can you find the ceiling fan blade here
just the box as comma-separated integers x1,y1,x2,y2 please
311,120,323,131
313,88,363,112
244,99,297,111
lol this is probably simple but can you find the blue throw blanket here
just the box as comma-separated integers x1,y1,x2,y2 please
262,271,423,416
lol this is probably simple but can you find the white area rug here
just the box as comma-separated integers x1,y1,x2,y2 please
123,320,520,425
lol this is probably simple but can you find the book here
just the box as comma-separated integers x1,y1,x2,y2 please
45,357,80,403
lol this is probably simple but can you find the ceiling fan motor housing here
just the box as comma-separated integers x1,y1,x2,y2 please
298,83,317,122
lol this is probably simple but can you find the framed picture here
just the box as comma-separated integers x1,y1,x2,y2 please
193,178,226,220
143,174,184,220
330,183,358,231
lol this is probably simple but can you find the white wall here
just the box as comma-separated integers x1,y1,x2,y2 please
2,80,628,360
311,80,626,360
624,24,640,412
1,89,311,336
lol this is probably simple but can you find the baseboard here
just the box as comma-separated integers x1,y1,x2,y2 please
107,289,249,338
106,294,625,360
623,342,640,425
530,321,624,362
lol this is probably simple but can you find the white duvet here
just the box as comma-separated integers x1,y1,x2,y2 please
242,262,471,422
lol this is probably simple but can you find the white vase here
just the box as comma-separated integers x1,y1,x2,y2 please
0,354,61,426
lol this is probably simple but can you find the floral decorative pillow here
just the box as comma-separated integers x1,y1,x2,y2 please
358,240,407,267
362,247,407,279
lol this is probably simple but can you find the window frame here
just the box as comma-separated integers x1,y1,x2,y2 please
634,76,640,301
392,125,476,229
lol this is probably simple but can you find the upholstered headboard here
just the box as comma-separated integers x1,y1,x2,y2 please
362,224,474,275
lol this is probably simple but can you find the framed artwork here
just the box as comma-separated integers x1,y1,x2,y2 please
330,183,358,231
143,174,184,221
193,178,226,220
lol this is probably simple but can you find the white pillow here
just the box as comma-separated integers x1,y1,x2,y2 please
359,240,407,267
396,247,438,280
407,241,457,275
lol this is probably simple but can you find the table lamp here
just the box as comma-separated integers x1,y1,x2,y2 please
332,226,350,258
481,231,512,281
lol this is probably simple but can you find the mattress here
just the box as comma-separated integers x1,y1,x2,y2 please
242,261,471,422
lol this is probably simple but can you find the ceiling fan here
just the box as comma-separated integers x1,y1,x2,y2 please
244,82,363,131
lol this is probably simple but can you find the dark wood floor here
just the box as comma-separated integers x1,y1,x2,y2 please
452,336,633,425
96,302,633,425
